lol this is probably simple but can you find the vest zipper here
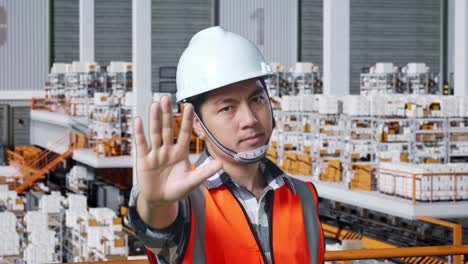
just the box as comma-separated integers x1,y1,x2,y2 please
226,187,269,264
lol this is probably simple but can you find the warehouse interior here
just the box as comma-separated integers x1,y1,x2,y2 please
1,0,468,263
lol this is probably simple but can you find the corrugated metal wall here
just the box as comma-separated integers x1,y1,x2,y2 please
0,104,9,146
300,0,441,94
0,0,49,91
95,0,132,66
52,0,133,65
300,0,322,67
0,105,7,165
219,0,298,68
52,0,213,92
350,0,440,94
52,0,79,63
10,107,30,146
152,0,213,92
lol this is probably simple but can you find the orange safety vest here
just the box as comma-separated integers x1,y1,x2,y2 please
145,178,324,264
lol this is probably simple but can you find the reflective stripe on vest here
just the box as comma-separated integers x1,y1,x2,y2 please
181,178,324,264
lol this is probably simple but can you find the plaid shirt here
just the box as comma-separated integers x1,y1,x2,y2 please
128,151,296,264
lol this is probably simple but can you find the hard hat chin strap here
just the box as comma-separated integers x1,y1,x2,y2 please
194,111,269,164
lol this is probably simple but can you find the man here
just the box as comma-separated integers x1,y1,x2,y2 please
129,26,325,264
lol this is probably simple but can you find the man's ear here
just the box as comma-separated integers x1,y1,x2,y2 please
193,116,206,140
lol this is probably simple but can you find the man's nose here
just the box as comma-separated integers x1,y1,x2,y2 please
239,103,259,128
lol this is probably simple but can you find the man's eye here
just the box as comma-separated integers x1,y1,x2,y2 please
252,96,265,103
219,106,233,113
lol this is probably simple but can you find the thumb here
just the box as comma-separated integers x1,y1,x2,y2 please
186,159,222,189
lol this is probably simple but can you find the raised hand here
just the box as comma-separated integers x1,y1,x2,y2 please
133,96,221,210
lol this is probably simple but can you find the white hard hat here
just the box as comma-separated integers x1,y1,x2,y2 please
176,26,272,103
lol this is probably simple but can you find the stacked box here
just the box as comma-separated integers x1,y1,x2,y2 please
377,162,468,201
342,95,370,116
68,194,88,210
24,244,55,264
318,96,340,115
300,94,317,112
24,211,58,263
39,191,65,213
374,63,394,74
444,97,458,117
25,211,48,233
458,97,468,117
0,212,19,256
65,205,127,261
0,186,23,210
66,165,93,194
370,94,407,117
280,96,301,111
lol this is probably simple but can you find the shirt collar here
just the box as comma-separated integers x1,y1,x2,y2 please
195,150,296,194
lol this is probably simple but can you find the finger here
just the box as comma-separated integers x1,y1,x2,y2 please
133,117,149,158
176,103,194,150
149,102,162,151
187,159,222,189
161,96,174,146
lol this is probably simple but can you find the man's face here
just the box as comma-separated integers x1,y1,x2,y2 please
196,79,273,159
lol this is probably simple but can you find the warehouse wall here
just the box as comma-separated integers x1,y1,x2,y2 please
10,107,30,146
0,105,7,164
52,0,213,92
0,0,49,91
350,0,440,94
301,0,441,94
300,0,323,70
51,0,79,63
152,0,213,92
52,0,132,66
5,0,441,94
0,105,9,145
219,0,298,68
95,0,132,66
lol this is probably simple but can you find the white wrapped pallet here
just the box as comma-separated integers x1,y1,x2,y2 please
300,94,316,112
104,238,127,256
0,212,17,230
65,209,87,229
107,61,132,73
318,96,340,115
0,231,19,256
280,96,301,111
443,96,458,117
89,207,116,222
290,62,315,74
30,229,57,246
406,63,428,74
87,226,105,250
39,191,64,213
374,62,394,74
342,95,370,116
458,96,468,117
25,211,48,233
68,194,88,211
0,184,8,201
377,162,468,201
24,244,55,264
67,165,93,193
370,94,407,117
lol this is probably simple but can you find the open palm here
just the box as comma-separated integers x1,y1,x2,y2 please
133,96,221,206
